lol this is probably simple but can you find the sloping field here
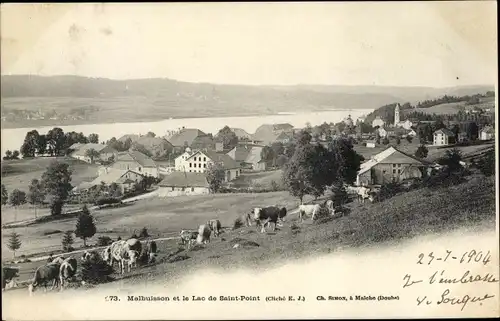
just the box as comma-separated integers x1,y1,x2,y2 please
4,174,495,292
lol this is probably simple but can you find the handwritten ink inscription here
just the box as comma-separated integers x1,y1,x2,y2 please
416,250,492,266
403,249,498,311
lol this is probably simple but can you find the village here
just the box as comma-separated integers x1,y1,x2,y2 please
1,89,496,294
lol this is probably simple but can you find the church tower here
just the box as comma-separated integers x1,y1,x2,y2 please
394,103,401,125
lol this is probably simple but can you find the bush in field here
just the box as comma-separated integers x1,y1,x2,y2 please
476,149,495,177
80,260,114,284
233,217,244,230
97,236,113,246
61,231,74,252
95,197,121,206
378,182,403,201
139,227,149,238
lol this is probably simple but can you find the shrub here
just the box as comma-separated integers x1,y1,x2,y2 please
97,236,113,246
378,182,402,201
61,231,74,252
233,218,244,230
139,227,149,238
80,260,114,284
95,197,121,206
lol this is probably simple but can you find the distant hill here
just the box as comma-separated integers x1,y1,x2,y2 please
0,75,494,127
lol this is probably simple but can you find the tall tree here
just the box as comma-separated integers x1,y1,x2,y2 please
36,134,47,156
327,137,364,186
295,130,312,146
3,150,13,160
9,189,27,222
216,126,239,150
20,130,40,158
75,205,96,247
28,179,45,218
84,148,101,164
260,146,276,167
1,184,8,206
282,143,330,203
7,232,22,259
46,127,65,156
61,231,75,252
466,121,479,140
206,163,225,193
88,133,99,144
146,131,156,137
41,161,73,216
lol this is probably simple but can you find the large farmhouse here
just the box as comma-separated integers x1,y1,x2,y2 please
174,149,241,182
356,146,426,186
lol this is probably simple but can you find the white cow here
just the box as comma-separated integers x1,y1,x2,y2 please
357,186,371,203
298,204,322,222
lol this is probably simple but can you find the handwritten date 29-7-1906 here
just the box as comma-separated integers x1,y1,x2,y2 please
417,250,491,266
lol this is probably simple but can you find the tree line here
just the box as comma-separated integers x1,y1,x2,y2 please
18,127,99,158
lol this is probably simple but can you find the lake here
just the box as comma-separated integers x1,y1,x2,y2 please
1,109,372,156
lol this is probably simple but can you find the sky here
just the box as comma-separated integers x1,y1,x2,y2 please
0,2,497,87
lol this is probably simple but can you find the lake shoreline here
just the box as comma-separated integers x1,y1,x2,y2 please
0,108,364,130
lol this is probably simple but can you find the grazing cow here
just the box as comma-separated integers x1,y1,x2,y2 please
28,263,61,296
180,230,199,247
125,238,142,254
357,186,371,203
143,240,158,264
2,267,19,291
122,250,140,274
207,219,222,237
298,204,322,222
59,257,78,291
324,200,335,216
253,206,281,233
196,224,212,245
106,240,142,274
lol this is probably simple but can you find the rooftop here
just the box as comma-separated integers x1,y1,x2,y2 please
158,171,209,188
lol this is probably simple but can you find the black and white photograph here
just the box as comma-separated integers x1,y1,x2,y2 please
1,2,498,319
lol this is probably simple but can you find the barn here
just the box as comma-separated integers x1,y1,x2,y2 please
157,172,210,197
356,146,426,186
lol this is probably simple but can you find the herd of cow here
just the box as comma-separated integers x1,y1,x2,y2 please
5,184,379,296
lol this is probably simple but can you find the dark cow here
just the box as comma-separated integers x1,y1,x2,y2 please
2,266,19,291
207,219,222,237
278,207,287,225
253,206,281,233
59,257,78,291
143,240,158,263
28,262,61,296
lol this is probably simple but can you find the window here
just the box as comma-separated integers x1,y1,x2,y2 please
397,164,401,168
138,167,142,171
191,187,195,192
194,157,197,161
172,187,174,191
189,170,192,172
204,157,206,161
397,169,401,174
393,169,396,174
204,164,206,168
194,163,197,168
392,164,396,168
189,163,192,167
